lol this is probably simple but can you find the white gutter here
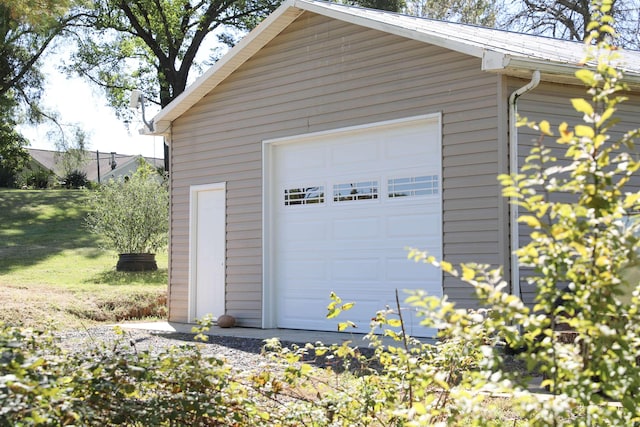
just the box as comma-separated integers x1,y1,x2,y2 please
508,70,540,299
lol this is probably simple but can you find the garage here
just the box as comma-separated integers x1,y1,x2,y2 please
265,115,443,336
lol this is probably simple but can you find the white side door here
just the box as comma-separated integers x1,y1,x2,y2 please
190,183,226,322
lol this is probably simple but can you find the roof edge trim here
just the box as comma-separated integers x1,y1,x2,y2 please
297,0,483,58
483,49,640,86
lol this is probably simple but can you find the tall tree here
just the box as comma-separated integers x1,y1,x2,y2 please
0,1,78,183
68,0,283,171
502,0,640,49
52,125,91,177
0,99,30,187
0,0,73,25
0,0,79,117
405,0,500,26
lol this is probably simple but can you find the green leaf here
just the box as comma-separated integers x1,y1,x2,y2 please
461,265,475,281
341,302,355,311
413,402,427,415
575,125,595,138
386,318,402,328
326,307,341,319
600,24,616,35
440,260,453,273
337,321,356,331
575,69,597,86
384,330,402,341
518,215,542,228
539,120,553,136
571,98,594,116
597,107,616,127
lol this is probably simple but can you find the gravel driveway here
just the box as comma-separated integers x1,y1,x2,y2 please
54,325,381,377
55,326,283,373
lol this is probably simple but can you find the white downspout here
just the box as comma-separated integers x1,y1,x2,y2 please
508,70,540,299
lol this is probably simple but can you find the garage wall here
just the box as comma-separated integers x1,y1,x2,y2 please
515,80,640,306
168,11,506,326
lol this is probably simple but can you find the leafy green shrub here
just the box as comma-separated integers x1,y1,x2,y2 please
86,161,168,254
16,169,54,189
65,335,265,425
0,166,17,188
0,325,77,425
404,3,640,424
0,323,269,426
62,170,88,189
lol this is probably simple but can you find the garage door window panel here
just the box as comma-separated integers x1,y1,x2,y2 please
284,186,325,206
333,180,378,202
388,175,439,198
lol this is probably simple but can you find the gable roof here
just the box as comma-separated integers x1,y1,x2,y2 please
27,148,57,173
149,0,640,136
26,148,163,182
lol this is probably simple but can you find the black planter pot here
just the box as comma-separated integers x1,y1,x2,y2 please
117,253,158,272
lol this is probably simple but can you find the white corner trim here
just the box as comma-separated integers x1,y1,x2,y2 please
261,142,276,328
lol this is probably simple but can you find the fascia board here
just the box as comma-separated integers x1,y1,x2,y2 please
483,51,587,75
483,51,640,87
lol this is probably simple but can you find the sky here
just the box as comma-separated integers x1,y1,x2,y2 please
18,68,164,159
17,26,233,160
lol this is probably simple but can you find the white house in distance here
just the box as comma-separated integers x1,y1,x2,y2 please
26,148,163,184
146,0,640,336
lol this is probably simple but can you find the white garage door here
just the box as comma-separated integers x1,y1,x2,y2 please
269,115,442,337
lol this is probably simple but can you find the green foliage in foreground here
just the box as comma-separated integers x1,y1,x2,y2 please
0,324,267,426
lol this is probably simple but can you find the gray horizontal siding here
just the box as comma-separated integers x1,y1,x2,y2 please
169,11,505,325
515,80,640,307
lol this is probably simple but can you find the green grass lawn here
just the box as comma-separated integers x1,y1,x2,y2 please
0,189,168,329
